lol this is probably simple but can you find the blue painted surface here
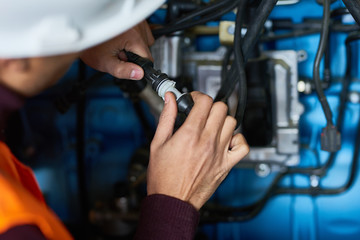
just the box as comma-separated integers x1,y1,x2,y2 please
197,1,360,239
21,0,360,239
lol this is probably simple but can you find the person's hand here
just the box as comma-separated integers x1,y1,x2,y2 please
147,91,249,210
80,21,154,80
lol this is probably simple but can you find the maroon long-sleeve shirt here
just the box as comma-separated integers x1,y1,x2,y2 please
0,84,199,239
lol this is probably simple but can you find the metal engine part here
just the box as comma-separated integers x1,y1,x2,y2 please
183,47,303,170
151,35,183,79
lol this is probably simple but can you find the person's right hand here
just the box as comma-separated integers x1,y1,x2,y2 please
147,91,249,210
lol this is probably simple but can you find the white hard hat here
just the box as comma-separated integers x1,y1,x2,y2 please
0,0,165,58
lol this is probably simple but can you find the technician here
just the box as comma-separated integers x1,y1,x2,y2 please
0,0,249,239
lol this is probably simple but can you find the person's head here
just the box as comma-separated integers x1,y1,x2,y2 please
0,54,79,96
0,0,164,97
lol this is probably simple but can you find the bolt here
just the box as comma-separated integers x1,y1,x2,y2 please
255,163,271,177
297,81,306,93
349,92,360,103
183,37,191,46
310,175,319,188
227,24,235,35
297,50,308,62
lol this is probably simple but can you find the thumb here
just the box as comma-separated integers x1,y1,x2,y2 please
152,92,178,146
106,61,144,80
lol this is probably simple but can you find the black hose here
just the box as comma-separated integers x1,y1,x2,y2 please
330,7,350,18
313,0,333,126
242,0,278,61
261,23,359,42
168,0,232,26
261,29,320,42
221,46,233,82
215,0,278,103
342,0,360,26
324,33,331,85
233,0,248,129
153,0,238,38
215,64,238,102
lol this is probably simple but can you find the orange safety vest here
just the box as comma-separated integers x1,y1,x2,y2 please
0,141,73,239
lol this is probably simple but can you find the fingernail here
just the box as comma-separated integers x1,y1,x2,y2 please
130,69,141,79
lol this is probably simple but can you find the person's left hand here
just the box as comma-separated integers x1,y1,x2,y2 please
80,21,154,80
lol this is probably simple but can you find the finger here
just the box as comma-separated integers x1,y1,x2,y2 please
227,134,250,168
205,101,229,138
183,91,213,130
122,38,154,62
219,116,237,149
152,92,178,146
142,21,155,46
104,59,144,80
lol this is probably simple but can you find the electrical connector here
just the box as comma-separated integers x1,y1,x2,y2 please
125,51,194,117
321,125,341,152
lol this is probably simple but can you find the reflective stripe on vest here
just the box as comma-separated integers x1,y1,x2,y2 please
0,141,73,239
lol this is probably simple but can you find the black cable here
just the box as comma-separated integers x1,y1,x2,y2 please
331,23,360,32
324,8,352,87
262,7,358,42
313,0,333,126
167,0,232,26
215,63,238,102
233,0,248,129
271,19,322,31
324,33,331,85
242,0,278,61
221,46,233,82
261,28,320,42
261,24,360,42
342,0,360,26
330,7,350,18
153,0,238,38
215,0,278,103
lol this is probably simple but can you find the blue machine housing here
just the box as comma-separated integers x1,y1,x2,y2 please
198,1,360,239
18,0,360,239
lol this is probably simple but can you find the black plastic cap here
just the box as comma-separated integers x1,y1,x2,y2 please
177,93,194,116
321,125,341,152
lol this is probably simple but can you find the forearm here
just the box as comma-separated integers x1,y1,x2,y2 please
134,194,199,240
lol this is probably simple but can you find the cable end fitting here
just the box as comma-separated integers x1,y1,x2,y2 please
321,125,341,152
177,93,194,116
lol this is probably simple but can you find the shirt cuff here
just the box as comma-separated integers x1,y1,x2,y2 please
134,194,200,240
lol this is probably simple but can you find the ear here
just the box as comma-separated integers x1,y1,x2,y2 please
0,58,30,73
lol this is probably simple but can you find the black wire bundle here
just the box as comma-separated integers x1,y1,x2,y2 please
215,0,278,129
152,0,239,38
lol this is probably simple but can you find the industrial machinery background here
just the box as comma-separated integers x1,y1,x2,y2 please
7,0,360,239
